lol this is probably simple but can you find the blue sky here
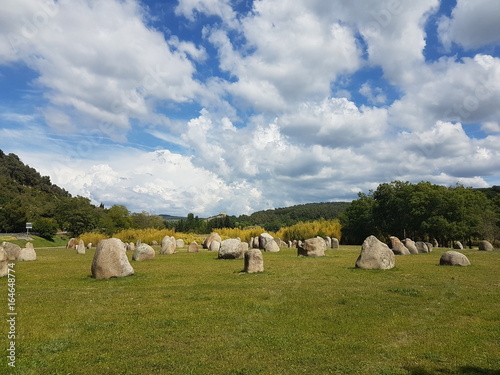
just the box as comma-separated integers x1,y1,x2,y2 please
1,0,500,216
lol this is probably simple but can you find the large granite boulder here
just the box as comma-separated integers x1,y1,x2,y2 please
243,249,264,273
478,240,494,251
440,251,470,266
209,240,221,252
355,235,395,270
389,236,410,255
1,242,21,261
132,243,155,261
258,233,274,250
218,239,245,259
176,239,185,248
160,235,176,255
264,240,280,252
203,232,222,249
66,238,77,249
402,239,418,254
91,238,135,279
425,242,433,252
77,239,86,254
188,242,199,253
0,247,8,277
18,242,37,261
297,238,326,257
416,241,429,253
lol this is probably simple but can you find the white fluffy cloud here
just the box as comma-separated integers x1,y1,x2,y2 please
439,0,500,50
1,0,499,216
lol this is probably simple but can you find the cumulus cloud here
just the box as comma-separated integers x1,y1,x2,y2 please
1,0,202,140
438,0,500,50
1,0,499,216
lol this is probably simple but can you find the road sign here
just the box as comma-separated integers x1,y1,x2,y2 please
26,222,32,229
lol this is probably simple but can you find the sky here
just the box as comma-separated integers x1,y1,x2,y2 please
1,0,500,217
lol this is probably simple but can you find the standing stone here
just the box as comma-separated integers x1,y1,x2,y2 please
297,238,326,257
325,236,332,248
440,251,470,266
176,239,185,248
258,233,274,250
136,239,142,248
355,235,395,270
425,242,433,252
160,235,176,255
188,242,199,253
432,239,439,248
91,238,134,279
453,241,464,250
0,247,8,277
390,236,410,255
18,242,37,261
2,242,21,261
478,240,494,251
77,239,86,254
66,238,77,249
127,242,135,252
203,232,222,249
331,238,340,249
133,243,155,261
87,243,93,249
218,239,245,259
264,240,280,252
403,239,418,254
243,249,264,273
209,240,221,252
151,240,158,245
416,241,429,253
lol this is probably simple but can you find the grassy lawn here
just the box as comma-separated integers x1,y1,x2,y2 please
4,245,500,374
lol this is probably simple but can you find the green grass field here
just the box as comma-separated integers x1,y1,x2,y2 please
4,245,500,374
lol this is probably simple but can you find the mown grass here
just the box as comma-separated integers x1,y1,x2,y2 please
4,245,500,374
0,234,69,248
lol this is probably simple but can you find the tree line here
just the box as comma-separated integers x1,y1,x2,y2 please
340,181,500,246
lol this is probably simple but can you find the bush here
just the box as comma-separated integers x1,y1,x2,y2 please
34,218,58,241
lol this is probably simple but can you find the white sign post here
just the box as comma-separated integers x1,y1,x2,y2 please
26,222,32,235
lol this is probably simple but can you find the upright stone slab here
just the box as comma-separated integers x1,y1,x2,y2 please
87,243,93,249
0,247,8,277
297,238,326,257
160,235,176,255
355,235,395,270
203,232,222,249
478,240,494,251
188,242,199,253
18,242,36,261
390,236,410,255
77,239,86,254
258,233,274,250
453,241,464,250
331,238,340,249
133,243,155,261
440,251,470,266
209,240,221,252
66,238,77,249
244,249,264,273
403,239,418,254
416,241,429,253
91,238,134,279
176,239,185,248
1,242,21,261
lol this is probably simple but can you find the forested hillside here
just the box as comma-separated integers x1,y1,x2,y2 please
341,181,500,245
236,202,349,231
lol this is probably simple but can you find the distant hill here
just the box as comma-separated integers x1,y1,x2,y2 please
159,214,187,221
236,201,350,231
